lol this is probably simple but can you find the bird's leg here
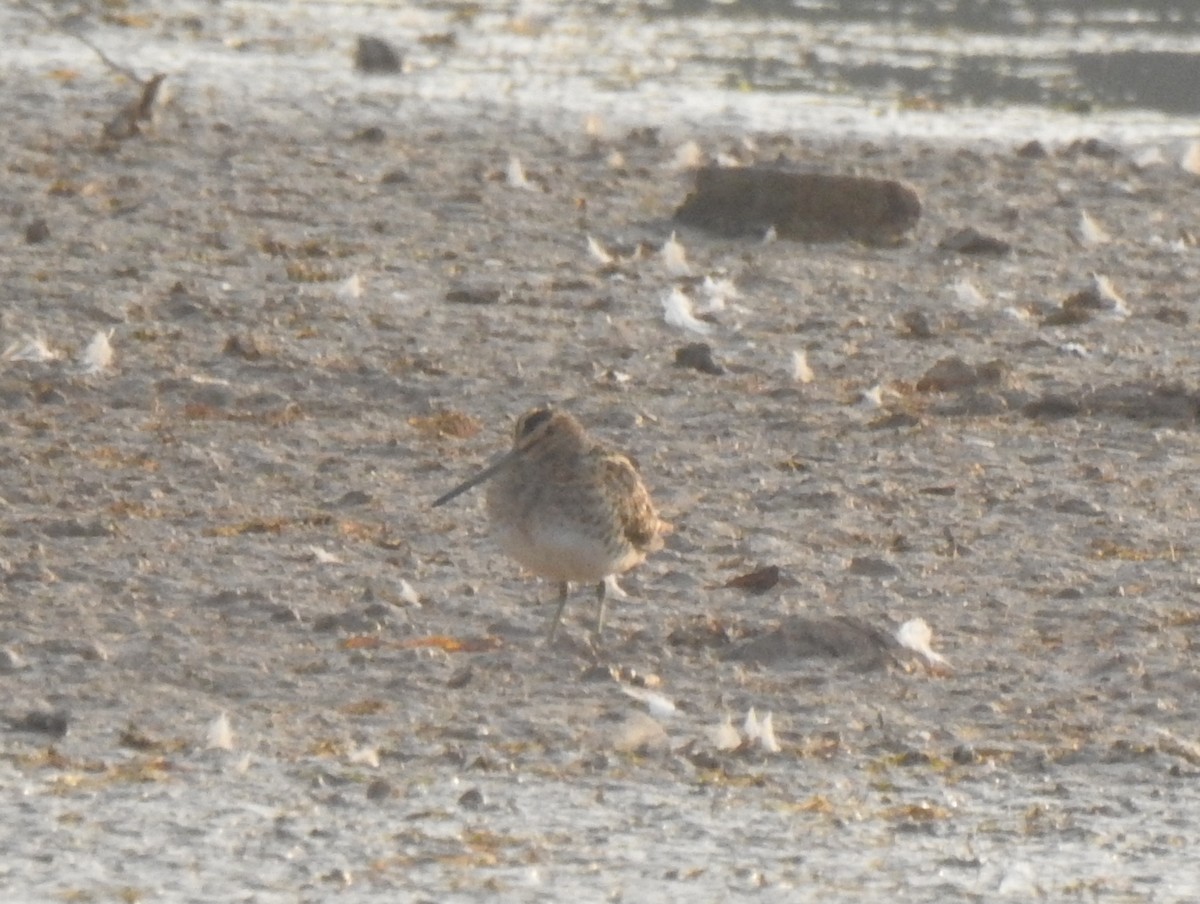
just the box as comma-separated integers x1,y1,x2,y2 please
547,581,571,642
593,579,608,639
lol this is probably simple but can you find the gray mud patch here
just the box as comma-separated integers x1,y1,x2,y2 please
3,4,1200,903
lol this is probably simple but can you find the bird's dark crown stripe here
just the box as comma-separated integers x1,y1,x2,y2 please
518,407,554,438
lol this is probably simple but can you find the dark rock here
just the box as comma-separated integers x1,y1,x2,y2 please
899,309,934,338
355,36,403,74
1016,140,1048,159
791,491,839,510
24,218,50,244
952,744,979,764
674,166,921,245
1024,383,1200,423
1063,137,1120,160
164,282,209,318
723,615,900,669
665,617,735,650
366,779,395,801
458,788,485,810
418,32,458,49
223,334,266,360
204,587,270,608
580,664,618,682
1084,382,1200,422
330,490,373,508
1023,394,1082,419
0,648,28,672
933,390,1011,417
916,356,1006,393
445,284,502,305
40,519,113,539
1056,277,1128,321
1153,306,1189,326
268,605,302,624
674,342,725,375
1041,305,1093,326
1055,497,1103,517
33,383,67,405
869,412,923,429
626,126,660,147
5,709,70,738
937,227,1012,255
313,608,387,634
847,556,900,579
723,565,781,594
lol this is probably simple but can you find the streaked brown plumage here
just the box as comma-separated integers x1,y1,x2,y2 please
432,407,670,640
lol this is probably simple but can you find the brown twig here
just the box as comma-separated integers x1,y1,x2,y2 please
102,72,166,140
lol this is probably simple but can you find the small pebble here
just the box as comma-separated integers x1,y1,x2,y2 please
79,641,109,662
6,709,70,738
674,342,725,375
937,226,1011,255
366,779,395,802
458,788,485,810
900,309,934,338
25,218,50,244
355,36,402,74
0,648,28,672
354,126,387,143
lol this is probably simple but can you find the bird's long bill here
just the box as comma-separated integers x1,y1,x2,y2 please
431,450,516,508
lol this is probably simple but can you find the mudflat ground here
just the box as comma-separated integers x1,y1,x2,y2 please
2,4,1200,902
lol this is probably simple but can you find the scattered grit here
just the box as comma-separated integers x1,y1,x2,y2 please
2,48,1200,903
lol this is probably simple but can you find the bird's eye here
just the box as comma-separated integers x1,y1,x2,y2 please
517,408,553,438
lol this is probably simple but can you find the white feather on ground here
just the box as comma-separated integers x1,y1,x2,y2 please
953,278,988,310
206,711,235,750
621,685,677,719
307,546,342,565
336,273,364,302
586,235,614,265
398,579,422,606
791,349,814,384
743,709,780,753
611,711,670,753
1088,273,1131,319
661,288,712,335
79,329,114,374
347,746,380,767
2,335,58,363
700,275,738,312
1072,210,1110,246
1181,141,1200,176
506,155,532,190
672,140,703,170
857,384,884,409
895,617,949,669
711,715,741,751
660,231,692,277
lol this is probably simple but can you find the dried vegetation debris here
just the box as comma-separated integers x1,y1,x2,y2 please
3,28,1200,899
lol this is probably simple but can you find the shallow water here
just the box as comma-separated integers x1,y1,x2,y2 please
6,0,1200,146
647,0,1200,112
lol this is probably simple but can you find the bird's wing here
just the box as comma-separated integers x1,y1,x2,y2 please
599,451,669,552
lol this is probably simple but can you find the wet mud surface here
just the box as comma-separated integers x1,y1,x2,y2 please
2,2,1200,901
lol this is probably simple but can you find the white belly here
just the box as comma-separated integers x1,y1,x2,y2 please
491,519,641,584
